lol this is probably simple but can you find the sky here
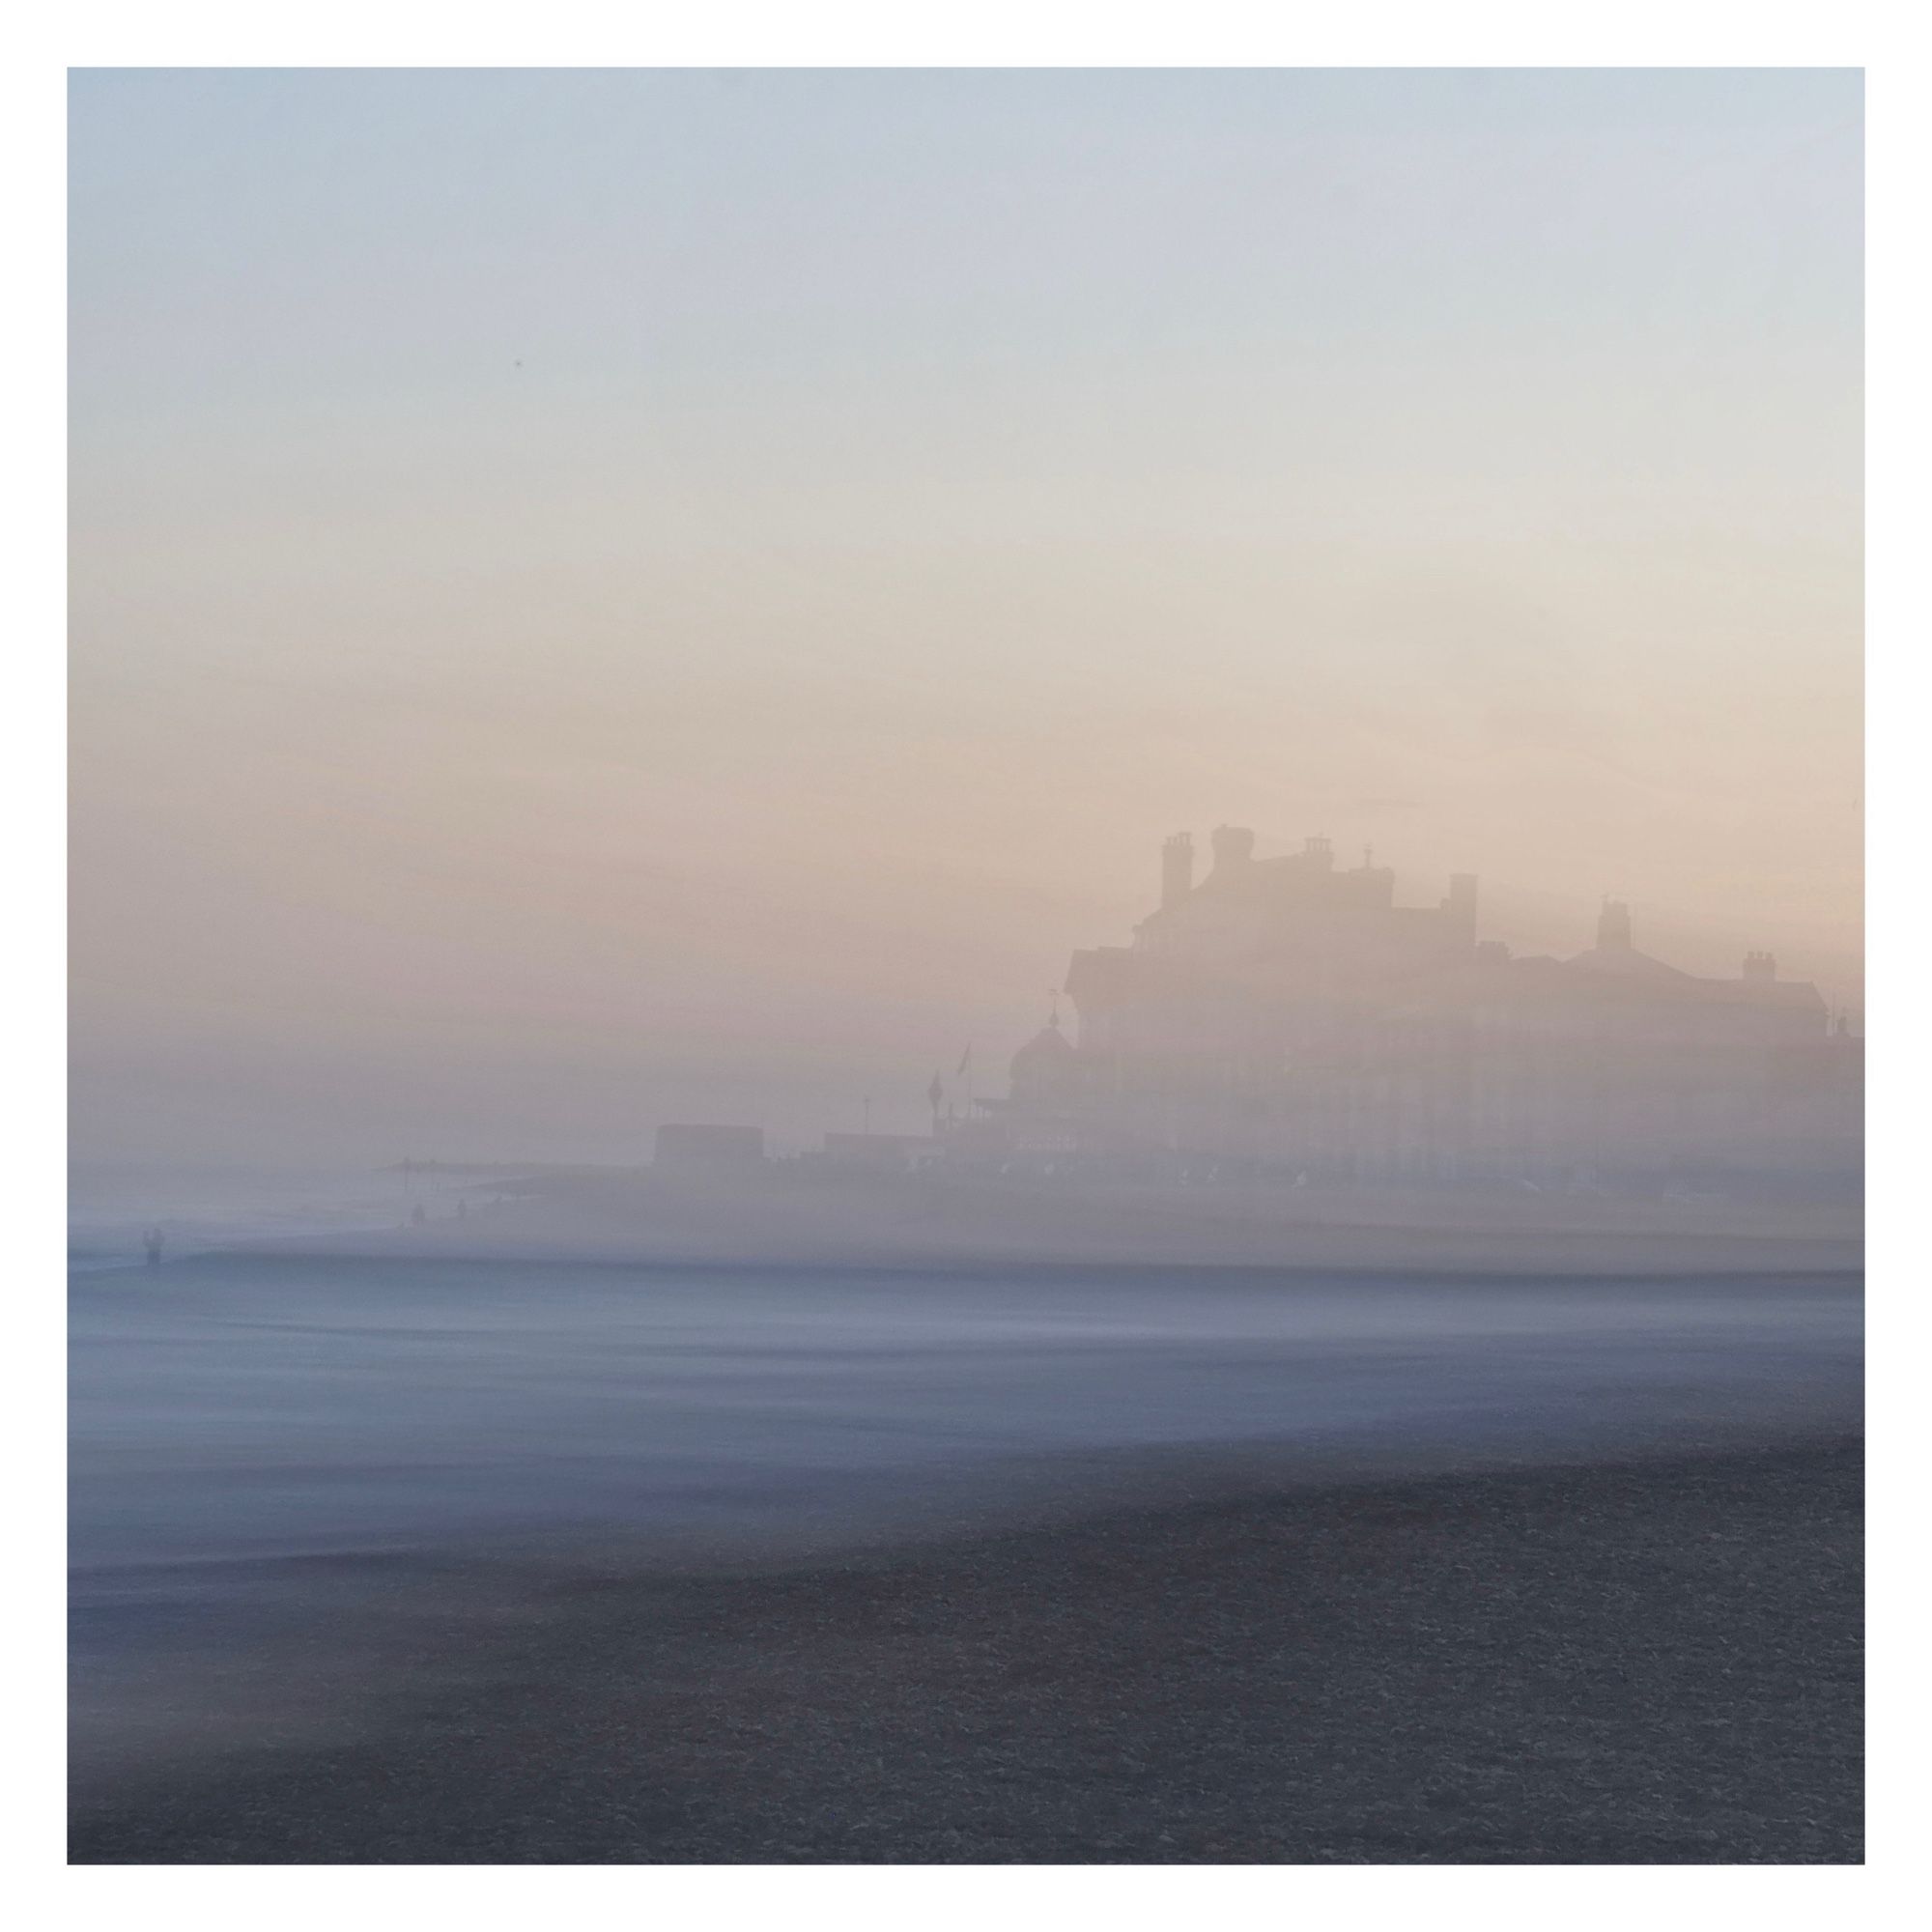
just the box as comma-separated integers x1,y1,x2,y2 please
69,68,1863,1167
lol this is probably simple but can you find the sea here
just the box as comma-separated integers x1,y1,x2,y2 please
69,1169,1863,1781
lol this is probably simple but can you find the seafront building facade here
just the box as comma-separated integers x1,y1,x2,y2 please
976,828,1861,1192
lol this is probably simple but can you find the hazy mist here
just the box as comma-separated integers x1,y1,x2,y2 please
69,68,1862,1168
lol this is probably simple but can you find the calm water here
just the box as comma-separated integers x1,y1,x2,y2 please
72,1255,1863,1568
70,1254,1861,1771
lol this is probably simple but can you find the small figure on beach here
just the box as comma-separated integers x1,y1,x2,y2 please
412,1204,428,1229
142,1226,163,1267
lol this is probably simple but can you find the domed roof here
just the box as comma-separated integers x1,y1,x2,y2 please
1012,1020,1072,1066
1010,1019,1074,1083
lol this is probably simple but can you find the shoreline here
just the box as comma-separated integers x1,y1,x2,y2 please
231,1219,1863,1279
88,1244,1870,1288
71,1435,1864,1864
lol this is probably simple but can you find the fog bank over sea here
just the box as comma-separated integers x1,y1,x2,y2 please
71,1256,1863,1572
71,1248,1860,1821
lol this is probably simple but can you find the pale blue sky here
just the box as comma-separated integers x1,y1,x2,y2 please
72,71,1859,542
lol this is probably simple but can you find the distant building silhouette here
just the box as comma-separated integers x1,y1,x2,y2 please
818,1133,945,1175
967,827,1861,1191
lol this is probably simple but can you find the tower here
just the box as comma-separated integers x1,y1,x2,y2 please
1209,824,1256,873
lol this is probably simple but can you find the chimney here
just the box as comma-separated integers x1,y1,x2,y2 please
1302,835,1334,870
1210,825,1256,872
1597,897,1633,952
1743,951,1776,984
1444,872,1478,936
1160,832,1195,909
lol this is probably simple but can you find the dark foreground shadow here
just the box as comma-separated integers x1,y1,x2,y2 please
71,1438,1862,1864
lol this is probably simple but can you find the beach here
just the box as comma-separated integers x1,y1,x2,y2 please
71,1435,1861,1863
